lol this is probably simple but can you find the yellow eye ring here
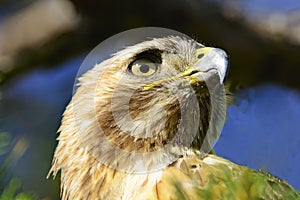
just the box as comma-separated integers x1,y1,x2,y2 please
129,59,158,76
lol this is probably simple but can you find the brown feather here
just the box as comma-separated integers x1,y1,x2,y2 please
48,36,229,199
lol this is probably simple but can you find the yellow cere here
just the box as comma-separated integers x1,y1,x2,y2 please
196,47,212,57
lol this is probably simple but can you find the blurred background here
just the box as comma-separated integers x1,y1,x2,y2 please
0,0,300,199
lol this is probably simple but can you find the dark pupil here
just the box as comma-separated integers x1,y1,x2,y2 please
140,64,150,73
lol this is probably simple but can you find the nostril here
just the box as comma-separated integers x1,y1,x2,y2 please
197,53,204,59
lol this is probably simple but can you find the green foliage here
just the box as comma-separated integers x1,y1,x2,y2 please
0,178,34,200
0,137,35,199
0,94,35,200
0,135,35,199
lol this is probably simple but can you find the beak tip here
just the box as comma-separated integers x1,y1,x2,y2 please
212,48,229,84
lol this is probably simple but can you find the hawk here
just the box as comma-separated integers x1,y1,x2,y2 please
48,36,299,199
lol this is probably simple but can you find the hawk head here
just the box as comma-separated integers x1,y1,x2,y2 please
48,36,229,199
66,36,229,173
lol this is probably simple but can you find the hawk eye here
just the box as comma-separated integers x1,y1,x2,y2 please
129,58,158,76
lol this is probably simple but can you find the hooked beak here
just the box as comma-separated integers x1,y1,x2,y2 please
142,47,229,91
190,47,229,84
